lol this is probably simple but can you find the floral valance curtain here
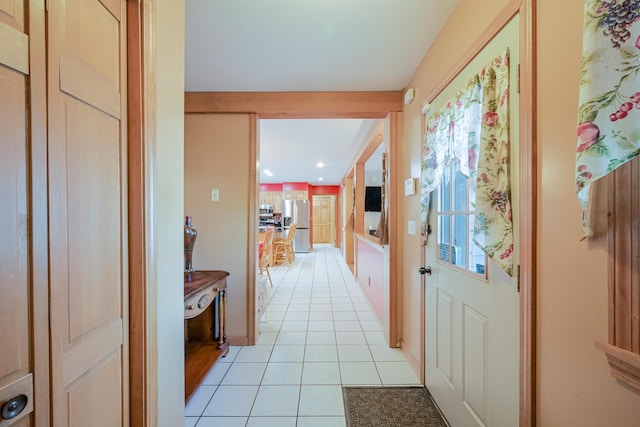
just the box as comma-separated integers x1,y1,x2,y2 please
576,0,640,238
421,50,514,276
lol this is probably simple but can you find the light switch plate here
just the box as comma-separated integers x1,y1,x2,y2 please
210,189,220,202
404,178,416,196
408,220,416,235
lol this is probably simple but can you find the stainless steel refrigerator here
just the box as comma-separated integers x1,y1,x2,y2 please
282,199,310,253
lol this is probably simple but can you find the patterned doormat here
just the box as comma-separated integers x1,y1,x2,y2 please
343,386,447,427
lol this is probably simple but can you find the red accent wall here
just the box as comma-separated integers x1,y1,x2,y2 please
356,238,384,321
309,185,340,196
260,183,283,191
282,182,309,191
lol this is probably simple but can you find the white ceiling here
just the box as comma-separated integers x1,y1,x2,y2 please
185,0,460,184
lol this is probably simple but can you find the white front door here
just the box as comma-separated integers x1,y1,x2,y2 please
424,16,520,427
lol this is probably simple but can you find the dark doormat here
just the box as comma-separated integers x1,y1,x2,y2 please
343,386,447,427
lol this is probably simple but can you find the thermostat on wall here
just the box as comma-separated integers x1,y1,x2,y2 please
404,178,416,196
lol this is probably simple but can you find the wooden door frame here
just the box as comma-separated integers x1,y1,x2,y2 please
184,93,403,346
311,194,336,245
28,0,50,425
418,1,536,425
127,0,158,425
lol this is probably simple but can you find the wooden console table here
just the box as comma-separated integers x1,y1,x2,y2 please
184,270,229,402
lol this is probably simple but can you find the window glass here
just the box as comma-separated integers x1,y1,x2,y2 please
453,215,467,268
438,215,451,262
440,162,451,212
469,215,486,276
435,158,487,277
453,161,467,212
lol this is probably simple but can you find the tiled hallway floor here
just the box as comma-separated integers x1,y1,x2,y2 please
185,244,421,427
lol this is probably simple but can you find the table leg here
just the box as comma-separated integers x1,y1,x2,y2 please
217,289,227,350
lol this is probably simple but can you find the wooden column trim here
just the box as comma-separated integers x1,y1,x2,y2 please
128,0,158,425
185,91,402,118
519,1,537,426
355,163,365,236
388,111,399,348
247,113,258,345
345,173,355,270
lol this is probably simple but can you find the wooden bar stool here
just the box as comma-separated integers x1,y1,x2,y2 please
259,226,274,286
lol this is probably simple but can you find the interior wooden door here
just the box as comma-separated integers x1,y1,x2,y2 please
47,0,129,425
423,16,520,427
312,196,333,244
0,1,45,426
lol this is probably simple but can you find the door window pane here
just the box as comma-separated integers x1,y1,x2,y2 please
453,161,467,212
453,215,467,268
439,163,451,212
434,161,487,277
438,215,451,262
469,215,486,275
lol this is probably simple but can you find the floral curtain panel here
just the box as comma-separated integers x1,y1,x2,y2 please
576,0,640,238
421,50,514,276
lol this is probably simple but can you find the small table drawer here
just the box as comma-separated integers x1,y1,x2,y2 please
184,285,218,319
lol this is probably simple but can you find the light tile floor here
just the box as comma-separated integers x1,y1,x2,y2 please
185,244,421,427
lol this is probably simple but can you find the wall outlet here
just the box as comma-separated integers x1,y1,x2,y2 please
408,220,416,235
210,188,220,202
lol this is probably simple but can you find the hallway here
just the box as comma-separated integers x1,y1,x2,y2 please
184,244,420,427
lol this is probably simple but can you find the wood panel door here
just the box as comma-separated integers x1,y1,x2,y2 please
0,0,48,427
312,196,335,244
47,0,129,425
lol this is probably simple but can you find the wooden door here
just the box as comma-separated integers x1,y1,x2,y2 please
424,17,520,427
0,1,46,426
47,0,129,425
312,196,334,244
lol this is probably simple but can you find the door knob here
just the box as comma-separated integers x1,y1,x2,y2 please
419,266,432,276
1,394,28,420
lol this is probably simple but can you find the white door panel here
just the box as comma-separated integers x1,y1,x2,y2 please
424,16,520,427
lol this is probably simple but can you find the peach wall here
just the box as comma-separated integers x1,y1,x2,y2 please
184,114,251,340
536,0,640,424
401,0,640,424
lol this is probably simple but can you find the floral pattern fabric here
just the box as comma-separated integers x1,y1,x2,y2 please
421,50,513,276
576,0,640,238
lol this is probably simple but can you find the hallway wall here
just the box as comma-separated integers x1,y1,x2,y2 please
156,0,186,425
400,0,640,425
184,113,252,341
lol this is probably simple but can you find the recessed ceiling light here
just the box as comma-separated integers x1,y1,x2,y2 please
264,169,273,177
317,162,324,168
318,177,324,181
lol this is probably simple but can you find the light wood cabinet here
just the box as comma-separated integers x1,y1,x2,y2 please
284,190,308,200
273,193,283,212
260,191,284,210
260,192,273,205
